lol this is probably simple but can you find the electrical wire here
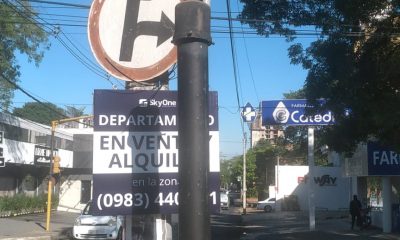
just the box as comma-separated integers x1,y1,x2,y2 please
226,0,245,136
0,72,69,119
2,8,399,38
235,0,260,104
4,0,119,89
0,72,93,127
19,0,89,9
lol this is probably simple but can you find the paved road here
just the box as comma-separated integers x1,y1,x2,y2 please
1,208,400,240
211,212,243,240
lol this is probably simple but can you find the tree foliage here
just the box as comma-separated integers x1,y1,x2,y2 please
240,0,400,154
65,105,86,118
0,1,49,110
13,102,65,125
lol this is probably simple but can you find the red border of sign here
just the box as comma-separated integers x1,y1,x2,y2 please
88,0,180,82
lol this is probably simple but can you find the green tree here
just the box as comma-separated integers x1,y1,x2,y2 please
249,139,276,200
240,0,400,154
13,102,65,125
220,160,233,190
65,105,86,118
0,1,49,110
225,155,243,192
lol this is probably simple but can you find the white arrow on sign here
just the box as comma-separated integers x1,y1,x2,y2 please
88,0,181,81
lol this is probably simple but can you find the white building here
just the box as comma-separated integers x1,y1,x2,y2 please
0,112,93,213
270,165,350,211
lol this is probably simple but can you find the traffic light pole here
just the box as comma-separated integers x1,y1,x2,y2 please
173,1,212,240
45,116,93,231
45,121,56,231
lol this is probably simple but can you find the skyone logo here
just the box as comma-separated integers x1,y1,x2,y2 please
139,99,149,107
139,99,177,108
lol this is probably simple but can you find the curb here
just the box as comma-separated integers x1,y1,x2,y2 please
1,236,52,240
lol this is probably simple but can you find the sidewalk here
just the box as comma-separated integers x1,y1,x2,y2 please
0,211,78,240
240,209,400,240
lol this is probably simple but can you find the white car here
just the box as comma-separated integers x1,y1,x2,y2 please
256,197,276,212
73,201,124,240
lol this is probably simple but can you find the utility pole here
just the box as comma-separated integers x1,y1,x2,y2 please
242,132,247,215
308,127,315,231
173,1,212,240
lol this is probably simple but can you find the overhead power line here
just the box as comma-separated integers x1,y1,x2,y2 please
4,0,123,89
0,72,69,119
19,0,89,9
226,0,245,136
0,73,93,127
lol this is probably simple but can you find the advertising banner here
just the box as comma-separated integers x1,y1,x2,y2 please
261,99,334,126
92,90,220,215
34,145,58,165
368,142,400,176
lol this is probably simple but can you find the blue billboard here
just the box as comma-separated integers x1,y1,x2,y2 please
261,99,335,126
368,142,400,176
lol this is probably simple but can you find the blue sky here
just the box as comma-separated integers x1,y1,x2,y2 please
12,0,316,158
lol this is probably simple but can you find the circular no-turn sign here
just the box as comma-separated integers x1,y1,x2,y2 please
88,0,180,81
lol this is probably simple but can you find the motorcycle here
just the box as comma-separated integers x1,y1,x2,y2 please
359,206,372,229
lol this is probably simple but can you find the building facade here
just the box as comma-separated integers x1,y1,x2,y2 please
250,112,283,147
0,112,93,212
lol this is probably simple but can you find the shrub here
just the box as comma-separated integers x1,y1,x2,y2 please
0,194,59,215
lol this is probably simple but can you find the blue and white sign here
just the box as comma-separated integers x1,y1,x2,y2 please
261,100,335,126
92,90,220,215
368,142,400,176
242,102,256,123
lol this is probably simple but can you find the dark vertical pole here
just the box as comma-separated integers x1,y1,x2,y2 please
173,1,212,240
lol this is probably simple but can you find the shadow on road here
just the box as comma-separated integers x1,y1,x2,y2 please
211,212,244,240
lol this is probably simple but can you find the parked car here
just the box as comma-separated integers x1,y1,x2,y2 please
73,201,124,240
256,197,276,212
220,191,229,209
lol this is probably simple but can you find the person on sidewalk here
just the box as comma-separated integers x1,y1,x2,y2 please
349,195,362,230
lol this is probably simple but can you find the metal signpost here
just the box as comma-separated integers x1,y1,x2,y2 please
0,131,4,167
173,1,212,239
88,1,215,239
261,99,334,231
307,127,315,230
88,1,180,239
240,102,256,215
